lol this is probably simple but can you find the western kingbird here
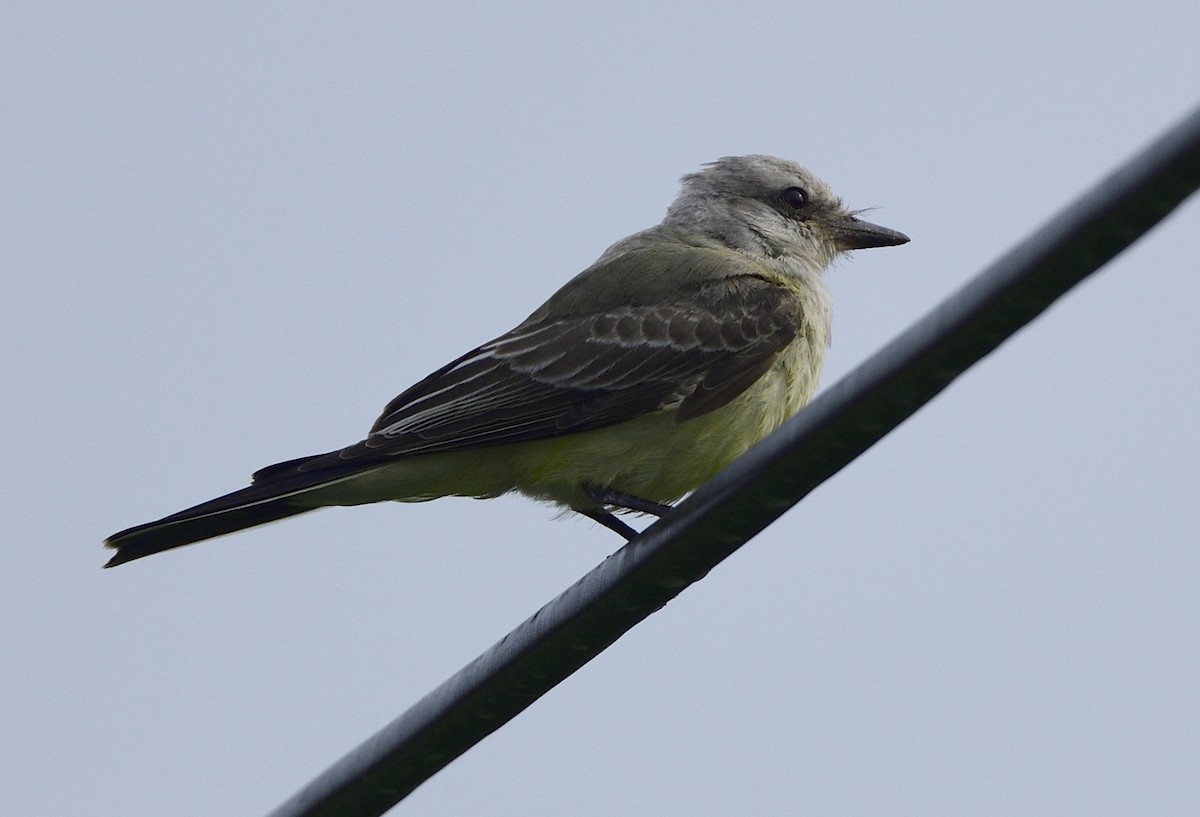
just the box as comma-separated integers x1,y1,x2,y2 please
104,155,908,567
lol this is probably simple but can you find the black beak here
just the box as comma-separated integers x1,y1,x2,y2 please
829,215,910,250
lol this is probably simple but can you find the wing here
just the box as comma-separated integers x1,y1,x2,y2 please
255,275,803,480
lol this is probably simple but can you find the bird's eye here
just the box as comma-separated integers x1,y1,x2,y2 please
781,186,808,209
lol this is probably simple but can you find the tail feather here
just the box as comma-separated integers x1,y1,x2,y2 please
104,495,314,567
104,460,371,567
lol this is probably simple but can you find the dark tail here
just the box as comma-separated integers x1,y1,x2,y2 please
103,455,368,567
104,486,317,567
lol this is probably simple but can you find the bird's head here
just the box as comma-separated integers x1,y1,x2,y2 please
664,155,909,271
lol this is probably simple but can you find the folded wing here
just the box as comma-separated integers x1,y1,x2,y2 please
261,274,804,478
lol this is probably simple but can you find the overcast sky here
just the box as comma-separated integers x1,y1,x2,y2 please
3,3,1198,816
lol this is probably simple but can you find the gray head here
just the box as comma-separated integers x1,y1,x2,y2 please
664,155,908,269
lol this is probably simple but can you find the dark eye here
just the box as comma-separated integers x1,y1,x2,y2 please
781,186,808,209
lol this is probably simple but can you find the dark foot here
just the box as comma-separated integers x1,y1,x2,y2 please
579,509,639,540
585,485,674,517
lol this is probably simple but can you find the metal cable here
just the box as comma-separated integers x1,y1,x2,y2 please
268,103,1200,817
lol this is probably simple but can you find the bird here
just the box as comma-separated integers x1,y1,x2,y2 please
104,155,908,567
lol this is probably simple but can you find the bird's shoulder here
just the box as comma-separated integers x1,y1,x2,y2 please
522,225,799,322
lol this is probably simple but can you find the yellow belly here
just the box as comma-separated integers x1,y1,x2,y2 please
306,337,824,512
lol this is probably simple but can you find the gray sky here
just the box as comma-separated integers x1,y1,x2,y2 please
3,3,1198,816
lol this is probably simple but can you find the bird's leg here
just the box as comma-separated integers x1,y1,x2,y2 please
578,509,639,540
579,485,676,539
585,485,675,517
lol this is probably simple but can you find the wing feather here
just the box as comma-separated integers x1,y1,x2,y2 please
279,275,804,476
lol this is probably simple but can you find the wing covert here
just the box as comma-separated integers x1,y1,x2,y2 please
289,275,804,472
